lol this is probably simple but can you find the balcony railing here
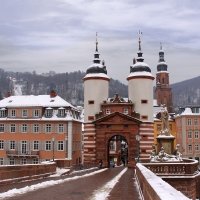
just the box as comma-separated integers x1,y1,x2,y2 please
140,158,199,176
6,150,39,157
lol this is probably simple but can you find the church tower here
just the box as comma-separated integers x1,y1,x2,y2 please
83,34,110,164
155,43,174,113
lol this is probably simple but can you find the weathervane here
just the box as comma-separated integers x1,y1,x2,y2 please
95,32,98,52
137,30,143,50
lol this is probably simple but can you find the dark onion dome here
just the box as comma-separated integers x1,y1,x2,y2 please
157,42,168,72
86,63,107,74
130,37,151,73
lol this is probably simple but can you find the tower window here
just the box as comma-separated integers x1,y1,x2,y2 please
88,100,94,104
141,116,148,120
88,116,94,120
124,109,128,114
141,100,148,104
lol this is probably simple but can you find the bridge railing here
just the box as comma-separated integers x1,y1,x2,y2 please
139,158,199,176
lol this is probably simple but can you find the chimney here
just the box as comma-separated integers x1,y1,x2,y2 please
50,90,57,98
7,91,11,98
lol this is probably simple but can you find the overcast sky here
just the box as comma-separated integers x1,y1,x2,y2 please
0,0,199,85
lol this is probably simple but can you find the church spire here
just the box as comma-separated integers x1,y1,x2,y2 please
93,32,101,64
158,42,165,62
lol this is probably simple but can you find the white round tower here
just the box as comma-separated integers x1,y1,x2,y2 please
83,35,110,123
127,37,154,122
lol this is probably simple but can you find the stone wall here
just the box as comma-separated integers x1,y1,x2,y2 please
0,162,56,185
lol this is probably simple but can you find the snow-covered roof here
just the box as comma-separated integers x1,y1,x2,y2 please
0,95,75,109
130,62,149,68
156,71,169,74
84,73,110,79
87,63,102,69
127,71,154,78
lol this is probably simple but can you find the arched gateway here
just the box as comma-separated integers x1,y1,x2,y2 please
94,111,141,168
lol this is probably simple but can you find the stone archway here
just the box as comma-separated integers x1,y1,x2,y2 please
107,135,128,167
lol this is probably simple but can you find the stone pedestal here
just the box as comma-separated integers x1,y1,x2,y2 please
156,135,175,154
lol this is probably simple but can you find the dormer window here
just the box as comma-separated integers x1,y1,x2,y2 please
58,107,65,117
106,109,110,114
124,109,128,114
45,107,53,118
0,108,6,118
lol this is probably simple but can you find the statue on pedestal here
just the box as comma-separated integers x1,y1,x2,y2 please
160,104,170,136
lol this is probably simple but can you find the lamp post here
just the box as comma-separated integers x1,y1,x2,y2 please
52,136,55,162
65,136,68,158
135,135,141,163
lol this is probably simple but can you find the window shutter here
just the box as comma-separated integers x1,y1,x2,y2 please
32,110,34,118
38,110,41,117
20,124,22,133
56,125,58,133
43,124,46,134
39,124,41,133
64,125,66,133
51,125,54,134
30,141,33,150
27,110,29,117
27,124,29,133
55,141,58,151
43,141,46,150
27,140,29,151
21,110,23,117
15,124,18,133
38,141,41,150
18,141,21,152
64,141,66,151
9,110,11,117
15,110,17,117
4,124,6,133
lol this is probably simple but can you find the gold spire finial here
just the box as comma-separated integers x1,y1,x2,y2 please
96,32,98,45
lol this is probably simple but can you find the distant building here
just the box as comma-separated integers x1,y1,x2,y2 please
175,106,200,162
0,91,82,166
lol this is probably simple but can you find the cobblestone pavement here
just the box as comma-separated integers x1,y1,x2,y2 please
2,167,141,200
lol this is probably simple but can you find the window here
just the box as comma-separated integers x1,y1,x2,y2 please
0,158,3,165
21,158,27,165
33,110,39,117
142,116,148,120
33,158,39,164
21,124,28,133
0,140,4,150
188,144,192,152
21,110,28,117
188,131,192,139
33,124,40,133
0,124,5,133
88,116,94,120
106,109,110,114
88,100,94,104
124,109,128,114
110,144,115,151
157,124,161,131
33,141,39,150
195,144,199,151
188,119,192,126
45,108,53,118
10,110,16,117
0,109,6,118
141,100,148,104
124,125,128,128
194,119,198,126
10,141,15,150
45,124,52,133
10,124,16,133
45,141,51,150
58,108,65,117
10,158,15,165
195,131,199,139
57,124,65,133
58,141,64,151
